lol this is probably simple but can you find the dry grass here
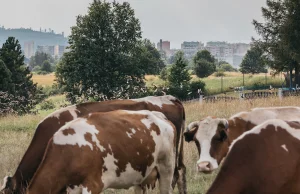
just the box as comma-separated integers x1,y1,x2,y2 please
31,73,56,86
1,96,300,193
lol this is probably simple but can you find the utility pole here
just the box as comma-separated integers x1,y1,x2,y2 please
221,76,223,93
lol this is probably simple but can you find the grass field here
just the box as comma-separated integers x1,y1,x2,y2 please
1,95,300,193
33,72,284,95
32,73,56,86
145,72,283,95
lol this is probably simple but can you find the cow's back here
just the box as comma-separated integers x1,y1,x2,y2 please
27,110,176,193
3,95,184,193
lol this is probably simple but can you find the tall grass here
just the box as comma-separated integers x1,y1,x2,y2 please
145,73,284,95
32,73,56,86
1,96,300,193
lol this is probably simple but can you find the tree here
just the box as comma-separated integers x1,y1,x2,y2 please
29,52,53,69
253,0,300,86
135,39,165,75
0,37,39,114
193,50,216,78
239,46,267,74
159,67,169,81
0,60,12,91
168,51,191,87
56,0,145,103
41,60,52,73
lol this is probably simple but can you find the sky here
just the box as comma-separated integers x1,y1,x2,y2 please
0,0,266,49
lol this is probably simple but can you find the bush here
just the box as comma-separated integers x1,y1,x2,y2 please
42,84,64,97
189,80,206,98
215,70,226,77
219,63,237,72
39,100,55,110
37,70,49,75
32,66,41,72
159,67,169,81
167,84,190,100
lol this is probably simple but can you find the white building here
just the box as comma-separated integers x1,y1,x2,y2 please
181,41,204,56
24,41,34,58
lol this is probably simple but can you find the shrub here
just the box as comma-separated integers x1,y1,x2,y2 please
32,66,41,72
42,84,65,97
215,70,225,77
39,100,55,110
189,80,206,98
167,84,190,100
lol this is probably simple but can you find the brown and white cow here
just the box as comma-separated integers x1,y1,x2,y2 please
26,110,176,194
206,119,300,194
1,95,186,194
184,106,300,173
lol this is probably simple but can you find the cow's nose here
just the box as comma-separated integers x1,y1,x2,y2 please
197,161,212,173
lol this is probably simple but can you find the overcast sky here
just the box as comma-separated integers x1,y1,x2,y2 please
0,0,266,48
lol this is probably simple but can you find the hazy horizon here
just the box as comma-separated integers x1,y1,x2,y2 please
0,0,266,49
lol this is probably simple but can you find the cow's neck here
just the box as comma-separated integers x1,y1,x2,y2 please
206,166,245,194
228,118,256,144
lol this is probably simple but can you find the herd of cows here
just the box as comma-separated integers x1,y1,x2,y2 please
0,95,300,194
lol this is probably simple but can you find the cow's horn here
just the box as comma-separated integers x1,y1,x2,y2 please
186,121,199,131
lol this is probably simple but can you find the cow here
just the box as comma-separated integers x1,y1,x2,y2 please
206,119,300,194
26,110,176,194
184,106,300,173
1,95,186,194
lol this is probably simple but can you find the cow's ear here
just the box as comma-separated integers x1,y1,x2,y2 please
184,121,199,142
218,119,229,132
218,119,229,141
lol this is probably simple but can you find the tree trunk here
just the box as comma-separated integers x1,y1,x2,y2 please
290,65,293,89
295,63,300,86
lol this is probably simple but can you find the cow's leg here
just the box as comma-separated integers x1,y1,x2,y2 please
80,182,102,194
134,186,147,194
176,166,187,194
157,155,175,194
175,122,187,194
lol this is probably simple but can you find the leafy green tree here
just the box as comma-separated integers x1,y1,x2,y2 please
240,46,267,74
41,60,52,73
193,50,216,78
0,60,12,91
56,0,145,103
253,0,300,85
29,52,53,69
159,67,169,81
135,39,165,75
0,37,39,114
168,51,191,87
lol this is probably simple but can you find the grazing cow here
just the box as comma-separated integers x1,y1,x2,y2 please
1,95,186,194
184,106,300,173
206,119,300,194
26,110,176,194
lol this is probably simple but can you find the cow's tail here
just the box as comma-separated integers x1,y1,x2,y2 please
171,97,187,194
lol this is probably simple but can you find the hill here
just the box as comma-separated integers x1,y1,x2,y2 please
0,27,68,49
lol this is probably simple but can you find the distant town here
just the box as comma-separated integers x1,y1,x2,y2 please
0,27,250,67
157,40,251,68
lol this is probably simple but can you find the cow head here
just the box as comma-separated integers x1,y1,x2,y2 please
184,117,229,173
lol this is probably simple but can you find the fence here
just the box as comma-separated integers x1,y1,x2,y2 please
196,89,300,103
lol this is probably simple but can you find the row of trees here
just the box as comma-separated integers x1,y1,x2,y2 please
29,52,57,74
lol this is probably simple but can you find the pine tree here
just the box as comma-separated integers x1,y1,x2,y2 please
168,51,191,87
0,37,39,114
